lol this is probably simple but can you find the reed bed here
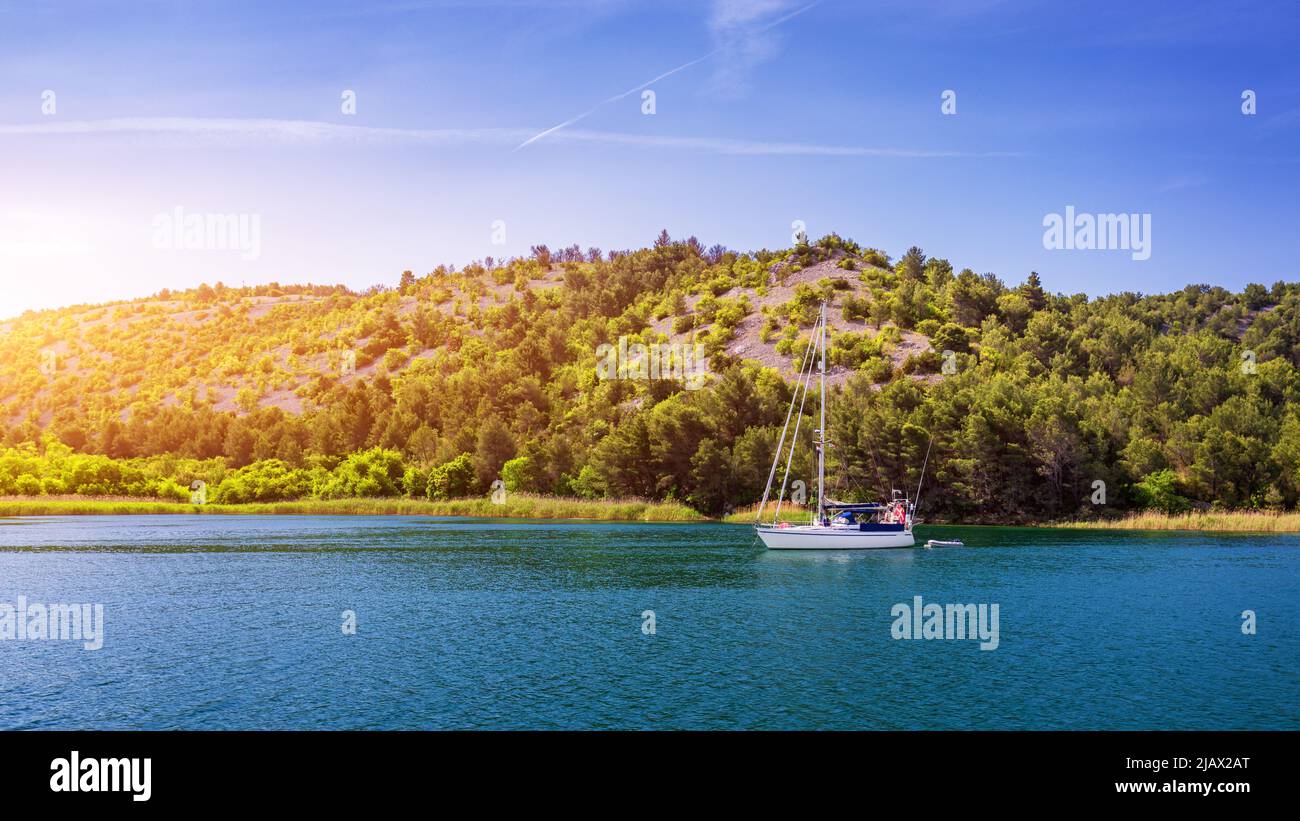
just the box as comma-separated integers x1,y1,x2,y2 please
722,502,814,525
0,494,707,522
1053,510,1300,533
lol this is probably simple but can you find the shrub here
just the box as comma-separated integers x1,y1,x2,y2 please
402,465,429,497
900,350,943,375
1132,470,1191,514
213,459,315,503
570,464,606,499
695,294,719,323
861,249,890,268
841,295,870,322
501,456,532,493
318,448,407,499
915,318,941,337
829,331,884,369
932,322,972,354
785,284,823,326
863,358,894,383
427,454,476,499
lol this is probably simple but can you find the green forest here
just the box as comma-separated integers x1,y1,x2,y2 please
2,231,1298,522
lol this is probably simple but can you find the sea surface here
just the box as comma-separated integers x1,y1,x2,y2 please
0,515,1296,730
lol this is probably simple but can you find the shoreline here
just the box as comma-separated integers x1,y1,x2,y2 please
2,496,1299,533
728,505,1300,534
0,495,706,523
1044,510,1300,534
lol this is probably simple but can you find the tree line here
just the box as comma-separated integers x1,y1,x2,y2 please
2,232,1298,520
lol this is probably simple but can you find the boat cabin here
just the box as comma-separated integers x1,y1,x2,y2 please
823,501,908,532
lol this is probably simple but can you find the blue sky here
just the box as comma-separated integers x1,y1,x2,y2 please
1,0,1298,317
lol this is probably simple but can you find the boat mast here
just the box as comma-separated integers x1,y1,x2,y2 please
911,433,934,530
773,310,821,524
816,301,826,525
755,306,821,525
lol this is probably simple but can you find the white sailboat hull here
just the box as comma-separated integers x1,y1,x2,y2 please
755,525,915,550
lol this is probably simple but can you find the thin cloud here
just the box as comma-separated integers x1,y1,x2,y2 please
514,1,819,150
559,128,1023,157
705,0,818,98
0,118,527,145
0,116,1021,158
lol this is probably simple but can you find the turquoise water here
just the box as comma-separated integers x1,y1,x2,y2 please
0,515,1296,730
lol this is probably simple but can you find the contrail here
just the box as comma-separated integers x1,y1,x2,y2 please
0,117,1022,158
514,1,820,151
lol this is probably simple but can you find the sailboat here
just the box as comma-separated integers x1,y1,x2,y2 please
754,301,918,550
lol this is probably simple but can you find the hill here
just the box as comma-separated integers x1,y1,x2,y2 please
2,231,1298,521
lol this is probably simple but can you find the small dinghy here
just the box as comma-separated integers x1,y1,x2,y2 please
924,539,964,548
